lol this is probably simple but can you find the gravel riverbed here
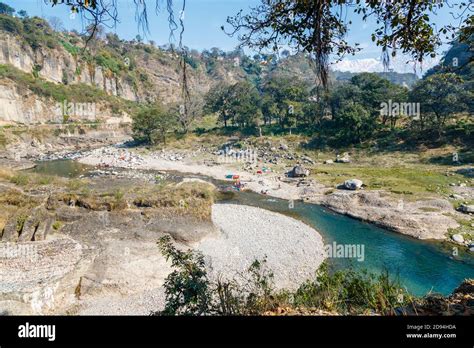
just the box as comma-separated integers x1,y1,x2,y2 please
197,204,326,290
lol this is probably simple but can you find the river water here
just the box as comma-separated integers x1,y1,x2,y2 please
30,159,474,296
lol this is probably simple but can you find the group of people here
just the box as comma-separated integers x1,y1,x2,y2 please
233,179,246,191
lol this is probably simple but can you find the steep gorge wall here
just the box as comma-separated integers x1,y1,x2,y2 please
0,79,131,126
0,32,137,101
0,31,137,125
0,30,239,125
0,79,53,124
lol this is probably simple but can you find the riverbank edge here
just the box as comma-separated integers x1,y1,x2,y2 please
76,146,466,243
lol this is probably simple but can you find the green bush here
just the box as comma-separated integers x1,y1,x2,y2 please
184,55,199,69
154,236,278,316
0,14,23,35
95,50,124,75
153,237,415,316
154,237,414,315
22,16,58,50
60,40,80,56
0,129,6,148
157,235,211,315
292,263,412,314
32,64,42,79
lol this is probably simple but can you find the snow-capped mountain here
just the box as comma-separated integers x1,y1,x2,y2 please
332,58,382,73
331,57,440,76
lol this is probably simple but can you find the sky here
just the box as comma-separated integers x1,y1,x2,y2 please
3,0,466,74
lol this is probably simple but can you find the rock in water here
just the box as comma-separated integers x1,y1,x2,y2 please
451,234,464,243
344,179,363,190
288,165,309,178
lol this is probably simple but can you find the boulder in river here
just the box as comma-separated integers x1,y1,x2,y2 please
288,165,309,178
343,179,363,190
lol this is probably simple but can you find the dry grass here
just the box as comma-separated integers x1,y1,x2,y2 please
0,167,14,181
0,165,65,189
133,182,216,220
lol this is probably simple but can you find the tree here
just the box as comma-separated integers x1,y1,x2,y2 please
175,95,204,133
262,75,309,127
85,23,104,41
132,105,177,145
425,36,473,81
225,1,471,87
105,32,122,49
328,83,361,121
328,74,409,130
205,82,262,129
303,101,326,128
240,55,262,78
409,73,469,131
0,2,15,16
334,103,372,145
18,10,27,18
383,85,409,129
261,95,279,125
205,83,233,128
226,81,262,128
351,73,393,116
350,73,409,128
153,236,278,316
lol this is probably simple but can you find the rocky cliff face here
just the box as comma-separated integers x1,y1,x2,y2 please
0,30,137,125
0,79,131,126
0,29,242,125
0,180,216,314
0,80,53,124
0,31,137,101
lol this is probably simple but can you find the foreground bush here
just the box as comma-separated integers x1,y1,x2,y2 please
153,236,415,316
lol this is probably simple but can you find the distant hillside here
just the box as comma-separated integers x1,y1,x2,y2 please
424,38,473,80
264,53,319,85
